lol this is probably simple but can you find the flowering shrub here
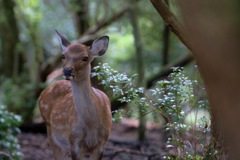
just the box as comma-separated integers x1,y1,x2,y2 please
154,68,211,159
0,104,22,160
92,63,213,159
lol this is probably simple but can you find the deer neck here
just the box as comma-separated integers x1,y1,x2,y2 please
70,72,98,124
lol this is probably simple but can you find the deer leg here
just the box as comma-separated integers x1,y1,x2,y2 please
70,144,81,160
70,147,85,160
69,134,85,160
51,144,66,160
48,135,66,160
70,150,79,160
90,151,103,160
90,147,104,160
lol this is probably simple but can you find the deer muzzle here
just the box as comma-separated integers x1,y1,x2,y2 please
63,67,74,80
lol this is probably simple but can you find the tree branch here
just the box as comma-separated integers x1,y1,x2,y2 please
150,0,193,52
83,7,130,35
147,54,193,88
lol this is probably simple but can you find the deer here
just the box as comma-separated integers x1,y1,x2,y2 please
38,30,112,160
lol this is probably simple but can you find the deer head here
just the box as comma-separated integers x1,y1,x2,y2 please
55,30,109,81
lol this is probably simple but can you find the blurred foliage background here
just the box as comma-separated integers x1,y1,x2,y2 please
0,0,214,158
0,0,199,135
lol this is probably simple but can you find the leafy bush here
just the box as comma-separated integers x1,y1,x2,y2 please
92,63,147,109
0,75,36,123
154,68,212,159
0,103,22,160
92,63,214,159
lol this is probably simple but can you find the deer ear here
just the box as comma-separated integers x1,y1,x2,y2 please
55,30,71,51
90,36,109,57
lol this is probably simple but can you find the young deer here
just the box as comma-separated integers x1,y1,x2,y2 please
39,31,112,160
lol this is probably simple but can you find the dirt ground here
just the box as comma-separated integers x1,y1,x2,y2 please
18,119,165,160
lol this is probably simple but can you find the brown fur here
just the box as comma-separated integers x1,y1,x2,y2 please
39,40,112,160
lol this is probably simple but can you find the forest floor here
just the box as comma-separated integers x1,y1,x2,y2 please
18,118,166,160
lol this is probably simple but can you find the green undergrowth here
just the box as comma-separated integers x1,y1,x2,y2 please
0,103,23,160
92,63,215,159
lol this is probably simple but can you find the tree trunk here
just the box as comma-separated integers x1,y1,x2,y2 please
151,0,240,158
129,0,146,141
162,0,170,66
73,0,89,36
178,1,240,158
162,25,170,66
0,0,23,78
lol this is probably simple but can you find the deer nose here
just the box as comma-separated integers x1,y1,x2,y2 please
63,67,74,80
63,67,73,76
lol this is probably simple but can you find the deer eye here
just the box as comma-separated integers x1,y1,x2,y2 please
82,56,88,62
62,54,66,59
